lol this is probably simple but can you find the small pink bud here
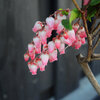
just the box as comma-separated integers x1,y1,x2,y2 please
63,31,69,39
28,43,34,53
58,43,65,55
46,17,55,29
40,53,49,66
38,30,47,44
29,52,35,60
29,63,37,75
32,21,43,32
72,23,79,33
37,60,45,72
83,0,90,5
81,38,86,44
33,36,41,47
48,41,55,53
24,53,29,61
68,29,76,42
44,25,52,38
57,23,64,34
78,27,87,38
55,39,61,49
49,49,58,62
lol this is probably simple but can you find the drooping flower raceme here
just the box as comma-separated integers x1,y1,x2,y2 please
24,9,87,75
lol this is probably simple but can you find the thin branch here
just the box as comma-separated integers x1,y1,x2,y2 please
77,54,100,95
93,35,100,52
72,0,82,13
92,23,100,37
92,30,100,40
92,53,100,58
90,18,97,34
91,57,100,61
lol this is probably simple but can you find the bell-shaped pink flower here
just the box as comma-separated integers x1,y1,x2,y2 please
83,0,90,5
44,25,52,38
40,53,49,66
32,21,43,32
55,39,61,49
63,31,69,39
67,29,76,42
48,41,55,53
29,51,35,60
74,41,82,49
78,27,87,38
49,49,58,62
38,30,47,44
54,19,61,30
33,36,41,47
35,45,41,54
72,23,79,33
46,17,55,29
64,38,73,46
28,43,34,53
81,38,86,44
57,23,64,34
37,59,45,71
28,63,38,75
58,43,65,54
24,53,29,61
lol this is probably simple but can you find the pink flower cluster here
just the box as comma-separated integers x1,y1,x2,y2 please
24,11,87,75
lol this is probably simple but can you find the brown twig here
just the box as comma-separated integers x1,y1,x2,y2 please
77,54,100,95
92,23,100,37
92,30,100,40
93,34,100,52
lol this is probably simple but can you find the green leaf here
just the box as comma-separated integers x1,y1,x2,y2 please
90,0,100,6
62,19,72,30
62,11,68,15
69,8,81,23
59,8,63,10
87,6,97,22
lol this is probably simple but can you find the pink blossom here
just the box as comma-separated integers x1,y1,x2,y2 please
58,43,65,54
74,41,82,49
44,25,52,37
49,49,58,62
64,38,73,46
37,59,45,71
33,36,41,47
55,39,61,49
57,22,64,34
29,51,35,60
35,45,41,54
78,27,87,38
83,0,90,5
24,53,29,61
28,63,38,75
67,29,76,42
48,41,55,53
46,17,55,29
32,21,43,32
43,44,48,52
72,23,79,33
40,53,49,66
54,19,61,30
63,31,69,39
28,43,34,53
81,38,86,44
38,30,47,44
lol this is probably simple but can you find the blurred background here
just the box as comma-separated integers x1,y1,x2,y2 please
0,0,100,100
